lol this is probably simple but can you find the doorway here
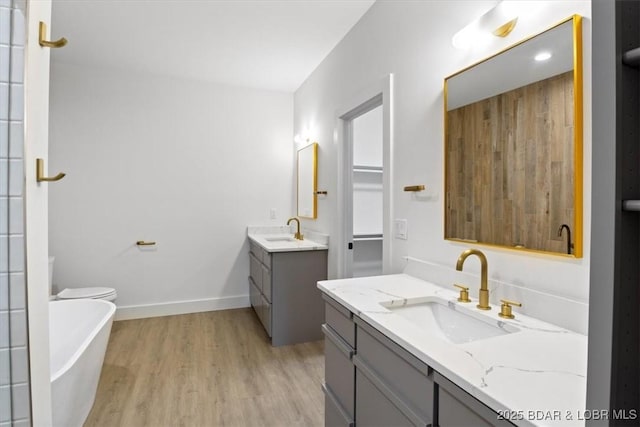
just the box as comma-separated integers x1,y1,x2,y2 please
337,75,393,278
350,105,383,277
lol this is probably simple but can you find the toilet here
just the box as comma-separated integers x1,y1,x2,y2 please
48,256,117,302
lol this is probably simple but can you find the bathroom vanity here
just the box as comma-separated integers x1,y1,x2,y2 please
248,227,328,346
319,274,587,427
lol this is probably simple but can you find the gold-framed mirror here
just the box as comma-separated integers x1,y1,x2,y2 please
297,142,318,219
444,15,583,257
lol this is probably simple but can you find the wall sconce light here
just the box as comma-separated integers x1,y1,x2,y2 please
294,126,315,146
452,0,519,49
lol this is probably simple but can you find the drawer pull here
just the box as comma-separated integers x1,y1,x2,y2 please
322,324,354,358
322,383,355,427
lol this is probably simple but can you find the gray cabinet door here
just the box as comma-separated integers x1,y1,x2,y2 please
355,364,418,427
249,277,261,316
356,317,434,424
435,372,514,427
261,294,272,337
323,324,355,419
261,264,271,302
249,253,263,289
323,384,354,427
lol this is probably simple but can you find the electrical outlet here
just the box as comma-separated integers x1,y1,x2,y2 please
270,208,277,219
395,219,408,240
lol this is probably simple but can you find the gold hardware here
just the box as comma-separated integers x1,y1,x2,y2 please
403,185,425,192
136,241,156,246
314,191,328,195
498,299,522,319
456,249,490,310
36,158,66,182
492,18,518,37
453,284,471,303
39,22,67,48
286,217,303,240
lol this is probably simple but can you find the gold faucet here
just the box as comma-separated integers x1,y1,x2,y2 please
286,217,304,240
456,249,490,310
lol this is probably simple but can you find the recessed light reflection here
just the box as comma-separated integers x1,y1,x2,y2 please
535,52,552,61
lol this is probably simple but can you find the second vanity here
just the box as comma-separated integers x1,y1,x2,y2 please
248,225,328,346
318,274,587,427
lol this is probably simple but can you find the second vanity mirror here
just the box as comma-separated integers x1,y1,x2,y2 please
297,142,318,219
444,15,583,257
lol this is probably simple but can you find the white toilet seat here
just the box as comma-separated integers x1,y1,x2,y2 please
57,287,117,301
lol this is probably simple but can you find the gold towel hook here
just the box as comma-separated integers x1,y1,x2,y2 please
39,22,67,48
36,158,66,182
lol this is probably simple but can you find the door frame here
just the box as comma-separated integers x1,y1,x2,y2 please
24,1,54,424
336,74,393,278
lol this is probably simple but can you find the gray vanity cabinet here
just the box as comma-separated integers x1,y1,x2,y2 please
249,242,327,346
321,292,516,427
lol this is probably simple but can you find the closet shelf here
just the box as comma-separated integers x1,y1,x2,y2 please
622,200,640,211
353,233,383,242
353,165,383,173
622,47,640,68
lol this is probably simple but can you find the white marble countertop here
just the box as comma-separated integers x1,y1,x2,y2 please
318,274,587,427
247,226,328,253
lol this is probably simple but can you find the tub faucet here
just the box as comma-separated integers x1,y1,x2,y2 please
456,249,490,310
287,217,303,240
557,224,572,255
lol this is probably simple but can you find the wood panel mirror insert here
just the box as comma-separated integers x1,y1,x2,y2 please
297,142,318,219
445,15,583,257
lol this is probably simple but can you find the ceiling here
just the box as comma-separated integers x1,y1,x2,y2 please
51,0,376,92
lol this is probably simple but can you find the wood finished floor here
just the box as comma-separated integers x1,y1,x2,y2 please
85,308,325,427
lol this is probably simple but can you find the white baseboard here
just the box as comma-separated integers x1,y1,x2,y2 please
114,295,250,321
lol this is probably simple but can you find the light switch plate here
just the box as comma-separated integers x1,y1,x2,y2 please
395,219,408,240
270,208,277,219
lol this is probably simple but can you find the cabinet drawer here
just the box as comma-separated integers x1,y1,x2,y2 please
249,277,261,313
322,383,354,427
262,264,271,302
261,249,271,267
261,294,272,337
322,324,355,419
356,317,433,424
355,363,417,427
249,241,260,258
323,295,355,347
249,253,263,289
435,372,514,427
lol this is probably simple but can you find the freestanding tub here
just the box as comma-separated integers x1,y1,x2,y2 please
49,299,116,427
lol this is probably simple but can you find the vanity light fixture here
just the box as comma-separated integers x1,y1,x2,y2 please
534,51,552,61
452,0,519,49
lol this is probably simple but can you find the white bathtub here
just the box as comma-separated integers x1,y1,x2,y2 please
49,299,116,427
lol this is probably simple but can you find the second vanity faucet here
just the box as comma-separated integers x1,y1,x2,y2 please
456,249,490,310
287,217,304,240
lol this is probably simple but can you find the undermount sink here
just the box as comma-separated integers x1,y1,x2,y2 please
381,297,519,344
264,236,297,242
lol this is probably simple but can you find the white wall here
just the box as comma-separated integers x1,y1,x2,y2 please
49,62,293,318
353,106,382,167
294,1,591,304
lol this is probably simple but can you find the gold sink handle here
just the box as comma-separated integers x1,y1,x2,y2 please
498,299,522,319
453,284,471,303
